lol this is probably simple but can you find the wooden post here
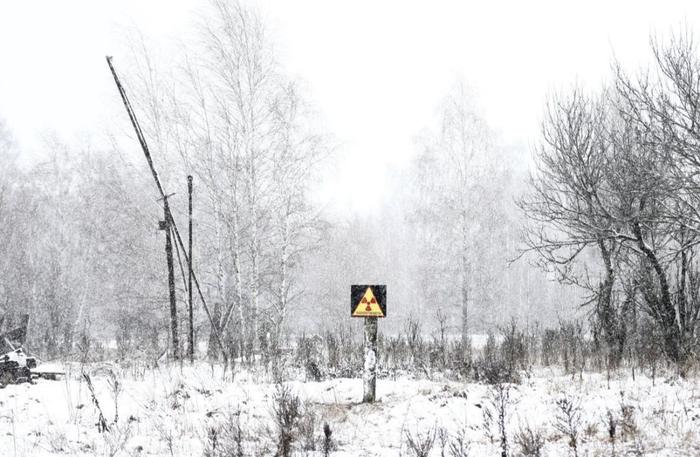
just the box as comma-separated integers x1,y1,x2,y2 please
162,198,179,361
363,316,378,403
187,175,194,364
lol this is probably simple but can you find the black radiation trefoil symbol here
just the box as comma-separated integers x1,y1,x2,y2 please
363,296,376,311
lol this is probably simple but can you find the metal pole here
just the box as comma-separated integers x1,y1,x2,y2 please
163,198,179,361
363,317,378,403
187,175,194,364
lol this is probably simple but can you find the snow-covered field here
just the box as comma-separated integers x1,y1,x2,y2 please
1,363,699,456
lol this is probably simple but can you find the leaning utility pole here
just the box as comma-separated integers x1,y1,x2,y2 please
159,196,179,360
187,175,194,363
105,56,230,370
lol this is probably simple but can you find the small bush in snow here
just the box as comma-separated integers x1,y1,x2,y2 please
445,428,471,457
404,424,436,457
616,392,638,442
473,332,521,385
298,401,318,451
474,356,521,385
296,334,323,381
322,422,336,457
202,409,245,457
554,395,582,457
490,383,515,457
271,383,302,457
514,425,545,457
482,383,517,456
604,409,617,456
499,320,530,375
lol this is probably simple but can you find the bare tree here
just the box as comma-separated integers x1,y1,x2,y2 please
411,81,501,349
519,88,630,367
266,83,327,354
523,31,700,366
613,30,700,364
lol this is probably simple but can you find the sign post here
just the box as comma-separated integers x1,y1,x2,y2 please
363,316,378,402
351,285,386,403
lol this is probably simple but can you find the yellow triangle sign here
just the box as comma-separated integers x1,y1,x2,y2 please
352,287,384,317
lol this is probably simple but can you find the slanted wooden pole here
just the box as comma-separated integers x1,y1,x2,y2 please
363,317,378,403
187,175,194,364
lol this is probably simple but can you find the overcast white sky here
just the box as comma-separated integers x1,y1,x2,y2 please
1,0,699,212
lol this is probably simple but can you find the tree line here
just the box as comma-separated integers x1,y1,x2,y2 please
0,0,606,368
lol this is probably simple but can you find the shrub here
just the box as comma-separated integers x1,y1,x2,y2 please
483,383,516,457
203,410,245,457
514,425,545,457
271,384,302,457
554,395,582,457
321,422,335,457
404,424,436,457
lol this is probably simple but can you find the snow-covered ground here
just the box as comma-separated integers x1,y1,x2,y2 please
0,363,698,456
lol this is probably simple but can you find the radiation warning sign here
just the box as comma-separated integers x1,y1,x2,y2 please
351,285,387,318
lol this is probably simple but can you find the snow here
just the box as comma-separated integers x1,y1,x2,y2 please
0,364,698,456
